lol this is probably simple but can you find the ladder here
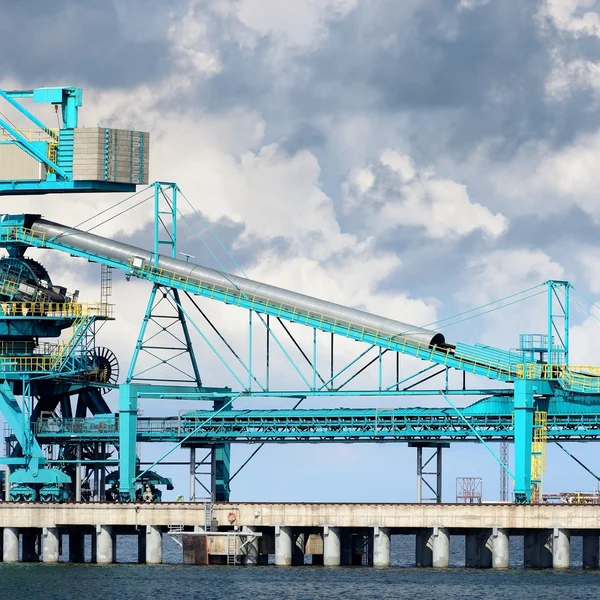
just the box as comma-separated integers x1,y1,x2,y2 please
204,502,214,531
227,534,236,566
100,264,112,305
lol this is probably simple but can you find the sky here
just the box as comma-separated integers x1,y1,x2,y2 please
3,0,600,502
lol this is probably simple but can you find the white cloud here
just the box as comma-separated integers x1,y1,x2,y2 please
343,149,507,240
454,248,565,349
233,0,358,50
458,0,491,10
540,0,600,38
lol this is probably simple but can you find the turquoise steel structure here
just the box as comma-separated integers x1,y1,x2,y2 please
1,87,599,505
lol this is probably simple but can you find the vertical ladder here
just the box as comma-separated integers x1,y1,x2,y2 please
531,411,548,503
204,502,214,531
100,264,112,314
227,534,236,565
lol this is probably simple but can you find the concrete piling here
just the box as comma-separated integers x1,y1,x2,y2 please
583,534,599,569
416,529,433,567
42,527,59,563
432,527,450,568
96,525,114,564
373,527,391,567
275,526,293,566
491,528,509,569
3,527,19,563
146,525,163,564
323,526,341,567
552,528,570,570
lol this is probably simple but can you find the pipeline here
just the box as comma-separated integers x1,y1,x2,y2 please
31,217,445,348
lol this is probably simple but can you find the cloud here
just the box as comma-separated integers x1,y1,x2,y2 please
233,0,358,49
343,149,507,240
540,0,600,38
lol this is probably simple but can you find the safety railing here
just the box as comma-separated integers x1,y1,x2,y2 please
6,224,600,391
0,226,47,246
34,417,117,435
0,127,59,142
0,301,114,319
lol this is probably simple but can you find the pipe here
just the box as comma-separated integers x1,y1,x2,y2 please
32,218,445,347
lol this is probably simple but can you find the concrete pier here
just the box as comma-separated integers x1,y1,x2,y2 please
22,529,39,562
553,528,570,570
539,530,554,569
243,526,260,565
275,526,293,566
341,529,352,566
466,531,492,568
0,502,600,568
432,527,449,568
491,528,509,569
416,529,433,567
323,527,341,566
42,527,59,563
3,527,19,563
146,525,163,564
373,527,390,567
96,525,114,564
69,530,85,563
583,534,599,569
292,532,305,566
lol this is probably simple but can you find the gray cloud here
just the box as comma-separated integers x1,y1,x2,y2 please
0,0,184,88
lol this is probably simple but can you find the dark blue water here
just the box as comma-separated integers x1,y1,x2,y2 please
1,535,599,600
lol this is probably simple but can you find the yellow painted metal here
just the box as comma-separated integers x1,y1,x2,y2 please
0,302,113,319
3,225,600,389
531,411,548,503
0,127,59,142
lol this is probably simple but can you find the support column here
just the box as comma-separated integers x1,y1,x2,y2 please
138,529,146,564
373,527,390,568
75,444,82,502
491,528,509,569
524,531,538,568
513,380,535,503
69,530,85,563
275,526,292,566
539,530,553,569
341,530,352,566
22,529,39,562
190,447,196,501
323,527,341,567
293,532,305,566
118,384,138,500
42,527,59,564
212,399,231,502
416,529,433,567
465,533,479,568
552,528,570,570
432,527,449,568
96,525,114,565
243,526,259,565
3,527,19,563
146,525,163,565
583,534,599,569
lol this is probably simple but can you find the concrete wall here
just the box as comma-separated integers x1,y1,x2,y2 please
1,503,600,531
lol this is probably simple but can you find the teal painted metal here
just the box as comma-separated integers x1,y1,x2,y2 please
32,398,600,444
118,384,138,499
0,87,140,195
513,379,535,503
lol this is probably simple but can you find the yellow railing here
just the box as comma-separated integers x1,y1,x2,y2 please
531,411,547,503
50,312,88,370
3,225,600,390
0,302,114,319
0,127,59,142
